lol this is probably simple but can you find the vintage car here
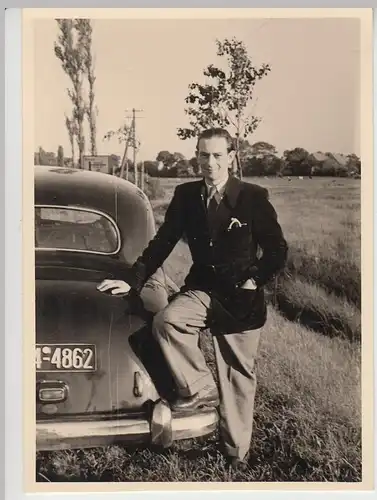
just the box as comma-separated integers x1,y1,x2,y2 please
35,166,219,451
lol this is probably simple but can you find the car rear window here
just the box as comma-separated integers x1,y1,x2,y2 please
35,206,120,254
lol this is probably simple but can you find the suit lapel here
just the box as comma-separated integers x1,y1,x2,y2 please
223,175,243,209
196,180,210,235
199,180,207,207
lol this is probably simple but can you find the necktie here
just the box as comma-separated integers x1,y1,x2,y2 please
207,187,219,229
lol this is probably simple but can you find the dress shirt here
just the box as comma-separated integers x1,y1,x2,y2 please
205,175,229,206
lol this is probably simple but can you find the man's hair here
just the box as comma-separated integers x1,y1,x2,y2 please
196,128,235,153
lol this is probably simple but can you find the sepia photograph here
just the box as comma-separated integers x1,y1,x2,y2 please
22,7,373,491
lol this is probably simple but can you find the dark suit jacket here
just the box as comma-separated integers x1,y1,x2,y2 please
127,175,288,333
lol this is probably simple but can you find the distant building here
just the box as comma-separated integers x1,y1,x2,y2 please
82,155,119,175
310,152,328,164
327,153,348,167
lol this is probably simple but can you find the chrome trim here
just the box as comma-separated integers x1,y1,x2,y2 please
36,409,219,451
151,399,173,448
36,380,69,404
39,388,65,403
34,204,122,256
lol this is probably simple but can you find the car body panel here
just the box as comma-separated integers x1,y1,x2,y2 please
34,166,156,265
34,166,219,449
36,278,160,417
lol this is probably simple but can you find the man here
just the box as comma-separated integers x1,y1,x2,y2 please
97,128,288,470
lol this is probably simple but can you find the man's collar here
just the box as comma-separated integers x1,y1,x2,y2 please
204,175,229,194
200,174,242,208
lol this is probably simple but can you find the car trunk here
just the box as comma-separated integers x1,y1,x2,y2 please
35,271,162,420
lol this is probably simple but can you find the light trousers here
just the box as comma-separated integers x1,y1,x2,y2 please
152,289,262,460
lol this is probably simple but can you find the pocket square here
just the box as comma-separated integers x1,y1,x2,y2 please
227,217,247,231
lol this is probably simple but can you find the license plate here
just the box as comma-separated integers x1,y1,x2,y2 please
35,344,96,372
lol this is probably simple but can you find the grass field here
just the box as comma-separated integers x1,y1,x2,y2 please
36,176,361,483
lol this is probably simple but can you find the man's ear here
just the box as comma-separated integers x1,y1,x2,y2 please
228,150,236,165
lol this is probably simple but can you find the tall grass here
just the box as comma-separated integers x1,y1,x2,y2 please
274,276,361,341
284,239,360,308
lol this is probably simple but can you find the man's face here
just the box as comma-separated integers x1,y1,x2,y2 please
196,136,235,184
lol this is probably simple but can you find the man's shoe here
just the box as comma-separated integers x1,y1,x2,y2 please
171,386,220,412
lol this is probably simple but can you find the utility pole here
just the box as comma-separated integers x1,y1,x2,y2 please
132,109,137,187
119,131,131,180
125,108,143,187
140,161,145,192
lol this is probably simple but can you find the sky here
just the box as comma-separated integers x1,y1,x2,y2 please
34,17,361,161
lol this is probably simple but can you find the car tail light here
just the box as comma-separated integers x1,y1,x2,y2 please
37,380,68,403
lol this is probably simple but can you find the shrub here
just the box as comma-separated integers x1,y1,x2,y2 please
143,177,165,200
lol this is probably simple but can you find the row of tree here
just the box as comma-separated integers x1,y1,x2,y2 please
35,141,361,179
142,141,361,178
54,19,98,168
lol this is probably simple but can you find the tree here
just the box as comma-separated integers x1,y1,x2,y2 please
75,19,98,156
156,150,175,168
104,121,140,179
177,37,271,178
38,147,47,165
346,153,361,175
176,159,194,177
250,141,278,158
189,156,200,176
264,155,282,176
172,152,185,162
237,140,281,177
55,19,87,168
65,114,77,166
37,148,58,166
243,156,265,177
282,147,311,176
237,138,254,166
57,145,65,167
143,160,160,177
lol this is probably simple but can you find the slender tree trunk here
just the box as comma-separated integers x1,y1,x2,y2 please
87,72,97,155
236,148,242,180
235,132,242,180
88,94,97,155
75,79,86,168
71,140,75,167
66,117,76,167
235,104,243,180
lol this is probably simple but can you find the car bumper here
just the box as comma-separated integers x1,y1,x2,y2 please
36,400,219,451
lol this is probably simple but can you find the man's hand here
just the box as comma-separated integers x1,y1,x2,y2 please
97,279,131,295
240,278,257,290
